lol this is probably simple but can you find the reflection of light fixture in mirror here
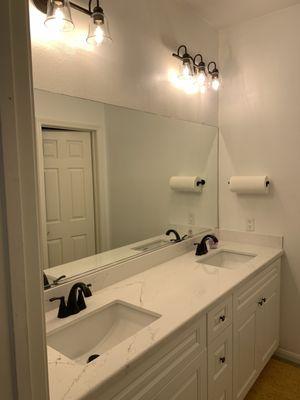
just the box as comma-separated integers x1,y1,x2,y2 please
44,0,74,32
86,0,111,45
208,61,221,91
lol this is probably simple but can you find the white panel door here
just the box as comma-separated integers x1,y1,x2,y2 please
43,130,95,267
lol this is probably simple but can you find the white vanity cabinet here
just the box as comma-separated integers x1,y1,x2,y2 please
99,316,207,400
233,259,280,400
94,258,281,400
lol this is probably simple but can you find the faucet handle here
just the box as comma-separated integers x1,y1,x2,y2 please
52,275,66,286
49,296,69,319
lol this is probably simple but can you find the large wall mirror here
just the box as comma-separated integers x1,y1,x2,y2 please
35,90,218,286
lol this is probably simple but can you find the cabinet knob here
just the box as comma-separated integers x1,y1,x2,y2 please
219,356,226,364
219,315,226,322
262,297,267,303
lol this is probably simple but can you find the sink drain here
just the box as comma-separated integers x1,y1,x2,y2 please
87,354,100,363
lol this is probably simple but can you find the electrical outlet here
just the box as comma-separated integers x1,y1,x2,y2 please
246,218,255,232
188,212,195,225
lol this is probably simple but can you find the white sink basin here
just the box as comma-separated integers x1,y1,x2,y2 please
198,250,256,269
47,301,160,365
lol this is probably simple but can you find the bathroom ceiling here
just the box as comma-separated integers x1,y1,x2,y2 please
184,0,300,29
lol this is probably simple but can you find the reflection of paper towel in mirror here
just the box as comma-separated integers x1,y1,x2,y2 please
169,176,205,193
229,176,270,194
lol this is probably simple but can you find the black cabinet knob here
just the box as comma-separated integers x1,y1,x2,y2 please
219,357,226,363
219,315,226,322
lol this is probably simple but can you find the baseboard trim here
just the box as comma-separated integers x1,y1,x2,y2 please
275,348,300,365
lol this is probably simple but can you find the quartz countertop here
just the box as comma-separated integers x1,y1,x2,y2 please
46,240,282,400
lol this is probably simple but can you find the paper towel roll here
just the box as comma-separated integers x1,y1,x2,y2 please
229,176,270,194
169,176,205,193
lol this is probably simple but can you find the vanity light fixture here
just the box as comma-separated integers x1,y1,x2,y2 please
172,45,194,80
33,0,111,44
171,45,221,93
172,45,198,94
208,61,221,91
193,54,207,86
86,0,111,45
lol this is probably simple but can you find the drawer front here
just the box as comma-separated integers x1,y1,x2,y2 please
99,316,206,400
234,259,280,315
207,296,232,343
208,325,233,400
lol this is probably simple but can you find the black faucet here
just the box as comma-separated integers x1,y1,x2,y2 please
194,234,218,256
50,282,92,319
166,229,188,243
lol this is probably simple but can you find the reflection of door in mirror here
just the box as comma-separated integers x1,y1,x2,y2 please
42,129,96,268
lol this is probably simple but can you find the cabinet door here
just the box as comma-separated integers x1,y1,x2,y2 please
208,325,232,400
257,277,280,369
154,352,207,400
233,302,259,400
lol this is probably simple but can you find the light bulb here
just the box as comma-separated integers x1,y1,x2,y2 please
212,77,220,91
182,64,192,78
95,25,104,44
197,70,207,86
86,5,112,46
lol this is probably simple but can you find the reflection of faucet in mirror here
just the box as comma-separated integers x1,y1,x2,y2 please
43,273,66,290
50,282,92,319
43,272,51,290
166,229,188,243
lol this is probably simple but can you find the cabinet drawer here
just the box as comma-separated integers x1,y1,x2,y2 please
99,316,206,400
234,259,280,315
207,296,232,343
208,325,233,400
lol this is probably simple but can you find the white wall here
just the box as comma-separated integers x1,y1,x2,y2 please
29,0,219,126
219,4,300,357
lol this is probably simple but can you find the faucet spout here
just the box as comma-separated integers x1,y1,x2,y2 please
195,234,218,256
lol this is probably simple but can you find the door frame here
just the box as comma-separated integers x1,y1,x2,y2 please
35,118,110,269
0,0,49,398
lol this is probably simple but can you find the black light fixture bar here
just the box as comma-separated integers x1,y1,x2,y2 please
69,2,91,16
172,45,193,62
33,0,93,16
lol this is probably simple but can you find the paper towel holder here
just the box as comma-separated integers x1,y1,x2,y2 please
227,179,270,186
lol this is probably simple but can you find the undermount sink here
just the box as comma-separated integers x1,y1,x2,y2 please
47,301,161,365
198,250,256,269
132,239,169,252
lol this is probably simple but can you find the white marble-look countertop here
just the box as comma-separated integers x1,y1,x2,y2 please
46,241,282,400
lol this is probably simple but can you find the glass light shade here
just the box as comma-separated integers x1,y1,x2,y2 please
86,12,111,45
211,75,221,91
196,69,207,86
45,0,74,32
180,59,194,79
